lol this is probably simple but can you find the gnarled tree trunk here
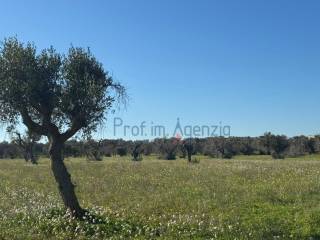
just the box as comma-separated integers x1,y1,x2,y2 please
49,140,85,218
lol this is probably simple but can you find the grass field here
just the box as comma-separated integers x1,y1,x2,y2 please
1,155,320,239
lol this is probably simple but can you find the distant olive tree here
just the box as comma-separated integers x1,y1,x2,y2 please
158,138,179,160
131,141,144,161
203,137,236,159
308,135,320,154
260,132,273,155
239,137,255,155
0,37,126,218
11,130,40,164
269,135,289,159
182,138,194,162
286,136,311,157
116,146,127,156
84,139,103,161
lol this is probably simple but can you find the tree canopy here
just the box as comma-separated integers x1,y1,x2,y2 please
0,37,125,141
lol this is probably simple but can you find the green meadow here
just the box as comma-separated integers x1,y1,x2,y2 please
1,155,320,239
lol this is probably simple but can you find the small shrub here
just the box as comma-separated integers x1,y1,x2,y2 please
222,151,234,159
271,152,285,159
190,157,200,164
117,147,127,156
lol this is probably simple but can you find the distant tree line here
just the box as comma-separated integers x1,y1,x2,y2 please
1,133,320,161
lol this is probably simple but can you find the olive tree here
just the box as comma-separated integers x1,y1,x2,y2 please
84,138,103,161
11,130,40,164
131,141,144,161
260,132,273,155
0,37,125,218
269,135,289,159
181,138,194,162
157,138,178,160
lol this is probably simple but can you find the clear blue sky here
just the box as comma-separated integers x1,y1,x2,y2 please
0,0,320,140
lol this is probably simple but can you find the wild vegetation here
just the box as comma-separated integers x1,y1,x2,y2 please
0,134,318,162
1,155,320,239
